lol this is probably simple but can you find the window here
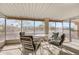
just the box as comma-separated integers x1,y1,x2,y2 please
35,21,45,35
6,19,21,40
22,20,34,35
56,22,62,33
71,20,78,40
63,22,70,41
0,18,5,43
49,22,55,33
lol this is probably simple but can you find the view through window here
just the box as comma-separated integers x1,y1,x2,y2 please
56,22,62,33
0,18,74,42
22,20,34,35
63,21,70,41
49,22,55,33
71,20,79,40
6,19,21,40
0,18,5,43
35,21,45,35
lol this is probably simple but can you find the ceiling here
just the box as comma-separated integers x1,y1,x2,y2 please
0,3,79,20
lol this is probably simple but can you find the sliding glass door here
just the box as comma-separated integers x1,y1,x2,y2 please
71,20,79,40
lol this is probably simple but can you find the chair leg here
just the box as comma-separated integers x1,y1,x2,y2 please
35,51,36,55
58,45,63,55
31,51,36,55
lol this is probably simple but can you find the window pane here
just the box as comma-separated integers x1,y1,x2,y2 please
0,18,5,47
63,21,70,41
56,22,62,33
49,22,55,33
22,20,34,35
71,20,78,40
35,21,45,35
6,19,21,40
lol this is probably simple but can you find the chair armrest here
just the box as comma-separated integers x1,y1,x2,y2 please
35,42,41,51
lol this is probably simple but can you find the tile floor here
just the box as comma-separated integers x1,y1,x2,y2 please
0,42,60,55
0,40,79,55
0,44,22,55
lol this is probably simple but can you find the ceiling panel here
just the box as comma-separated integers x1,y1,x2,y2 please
0,3,79,20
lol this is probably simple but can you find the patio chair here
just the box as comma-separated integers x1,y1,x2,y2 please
49,33,65,54
52,33,65,46
20,35,41,55
52,32,59,39
48,32,59,42
49,33,65,49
